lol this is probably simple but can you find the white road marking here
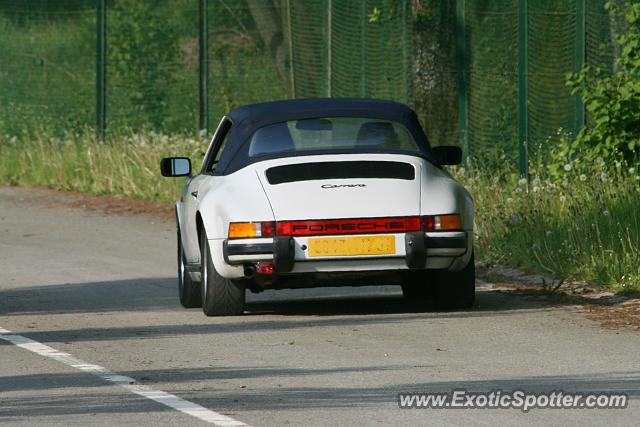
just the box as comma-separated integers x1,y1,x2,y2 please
0,326,250,426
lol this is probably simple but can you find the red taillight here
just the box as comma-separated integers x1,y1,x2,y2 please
276,217,421,236
421,216,435,231
260,221,275,237
256,261,274,275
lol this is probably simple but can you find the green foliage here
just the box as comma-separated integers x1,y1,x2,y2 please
109,0,178,130
0,130,206,202
453,157,639,294
0,1,285,135
564,1,640,167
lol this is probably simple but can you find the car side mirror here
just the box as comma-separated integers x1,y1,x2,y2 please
160,157,192,177
433,146,462,166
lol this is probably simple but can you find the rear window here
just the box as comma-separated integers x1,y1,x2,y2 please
248,117,419,158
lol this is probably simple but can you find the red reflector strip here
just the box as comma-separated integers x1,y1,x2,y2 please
276,217,421,236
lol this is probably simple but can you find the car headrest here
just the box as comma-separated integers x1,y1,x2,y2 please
249,122,295,156
355,122,398,146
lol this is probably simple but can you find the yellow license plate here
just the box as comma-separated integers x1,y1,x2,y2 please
307,235,396,257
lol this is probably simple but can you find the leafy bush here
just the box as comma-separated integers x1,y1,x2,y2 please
559,1,640,171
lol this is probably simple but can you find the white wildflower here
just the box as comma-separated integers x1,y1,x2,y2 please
532,177,541,187
560,195,567,203
518,178,528,186
546,230,552,236
563,164,572,172
506,197,513,204
596,156,604,165
533,186,540,193
603,210,610,216
579,174,587,182
629,167,636,175
600,172,608,182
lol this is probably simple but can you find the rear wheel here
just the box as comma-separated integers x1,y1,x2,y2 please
177,228,201,308
200,227,246,316
432,252,475,310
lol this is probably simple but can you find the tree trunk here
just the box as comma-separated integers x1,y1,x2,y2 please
246,0,290,94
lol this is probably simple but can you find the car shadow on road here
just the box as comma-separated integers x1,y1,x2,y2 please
0,278,178,316
243,282,549,316
0,278,550,318
0,278,559,345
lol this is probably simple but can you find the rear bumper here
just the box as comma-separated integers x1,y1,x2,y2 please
223,231,468,273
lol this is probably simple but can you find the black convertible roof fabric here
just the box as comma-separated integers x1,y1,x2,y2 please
215,98,435,174
227,98,416,127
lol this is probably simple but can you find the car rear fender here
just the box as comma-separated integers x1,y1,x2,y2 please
195,169,274,278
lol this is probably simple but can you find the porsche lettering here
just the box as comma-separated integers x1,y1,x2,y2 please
291,221,406,232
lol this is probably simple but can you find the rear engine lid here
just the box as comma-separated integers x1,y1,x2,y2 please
256,157,421,220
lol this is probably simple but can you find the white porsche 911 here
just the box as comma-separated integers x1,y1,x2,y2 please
161,98,474,316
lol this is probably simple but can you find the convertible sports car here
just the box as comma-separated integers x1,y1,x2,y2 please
161,98,474,316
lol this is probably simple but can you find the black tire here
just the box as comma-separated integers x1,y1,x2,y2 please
401,270,431,300
432,252,476,310
177,228,202,308
200,227,246,316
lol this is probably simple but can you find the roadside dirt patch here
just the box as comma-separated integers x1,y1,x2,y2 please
481,266,640,332
581,299,640,332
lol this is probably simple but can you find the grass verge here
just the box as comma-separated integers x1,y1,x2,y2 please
453,163,639,293
0,131,205,202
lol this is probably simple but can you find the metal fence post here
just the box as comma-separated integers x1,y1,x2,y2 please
456,0,469,165
286,0,295,98
96,0,106,139
518,0,529,177
360,0,366,97
327,0,332,97
401,0,409,105
575,0,586,135
198,0,209,134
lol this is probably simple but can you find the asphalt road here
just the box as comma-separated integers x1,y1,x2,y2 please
1,186,639,426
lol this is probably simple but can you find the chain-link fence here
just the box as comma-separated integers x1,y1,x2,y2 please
0,0,620,172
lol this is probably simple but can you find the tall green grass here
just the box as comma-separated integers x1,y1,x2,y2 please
454,161,640,293
1,132,638,293
0,130,205,202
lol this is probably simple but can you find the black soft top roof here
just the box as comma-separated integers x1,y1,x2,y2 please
227,98,416,126
215,98,435,174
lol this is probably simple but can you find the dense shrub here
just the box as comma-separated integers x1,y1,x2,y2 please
556,1,640,174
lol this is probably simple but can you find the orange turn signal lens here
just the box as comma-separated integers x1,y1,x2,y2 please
422,214,462,231
228,222,258,239
228,222,275,239
436,214,461,231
